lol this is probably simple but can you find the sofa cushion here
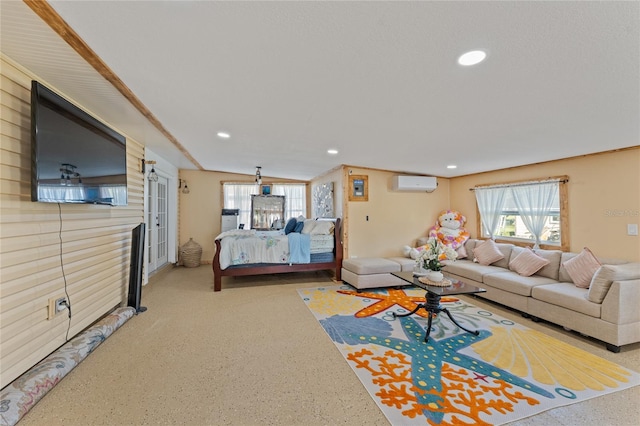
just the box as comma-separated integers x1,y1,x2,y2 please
387,257,417,272
342,258,401,275
563,247,601,288
443,259,507,283
531,283,601,318
509,248,550,277
483,271,558,297
533,249,562,280
473,240,505,265
588,263,640,303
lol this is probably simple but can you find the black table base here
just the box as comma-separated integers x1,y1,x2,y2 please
392,292,480,342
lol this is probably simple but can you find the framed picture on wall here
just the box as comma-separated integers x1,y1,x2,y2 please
261,185,271,195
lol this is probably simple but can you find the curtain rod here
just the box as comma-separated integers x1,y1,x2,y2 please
469,178,569,191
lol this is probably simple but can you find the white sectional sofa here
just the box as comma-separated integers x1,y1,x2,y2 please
443,238,640,352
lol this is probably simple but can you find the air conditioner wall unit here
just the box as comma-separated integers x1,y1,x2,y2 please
392,175,438,192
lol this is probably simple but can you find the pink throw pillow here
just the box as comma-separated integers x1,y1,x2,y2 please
473,239,505,266
563,247,601,288
509,248,551,277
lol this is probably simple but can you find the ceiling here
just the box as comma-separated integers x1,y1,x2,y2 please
2,1,638,180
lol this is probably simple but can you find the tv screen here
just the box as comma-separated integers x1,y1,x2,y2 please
31,80,127,205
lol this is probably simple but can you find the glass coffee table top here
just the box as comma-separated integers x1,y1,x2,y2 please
392,271,486,296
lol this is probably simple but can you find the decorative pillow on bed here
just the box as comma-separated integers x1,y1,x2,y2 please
473,239,505,265
310,221,334,235
301,219,317,234
294,221,304,233
508,248,550,277
284,218,298,234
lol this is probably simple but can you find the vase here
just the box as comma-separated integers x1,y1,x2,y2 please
425,270,444,282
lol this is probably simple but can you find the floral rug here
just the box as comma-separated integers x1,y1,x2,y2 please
298,285,640,425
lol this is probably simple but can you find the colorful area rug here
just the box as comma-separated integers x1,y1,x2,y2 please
298,285,640,425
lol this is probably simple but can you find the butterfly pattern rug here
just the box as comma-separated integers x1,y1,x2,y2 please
298,285,640,425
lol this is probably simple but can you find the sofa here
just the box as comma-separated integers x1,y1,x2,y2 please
442,238,640,352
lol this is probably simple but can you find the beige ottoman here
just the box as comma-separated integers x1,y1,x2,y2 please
341,258,411,290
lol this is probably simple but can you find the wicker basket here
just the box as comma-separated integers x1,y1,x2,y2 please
180,238,202,268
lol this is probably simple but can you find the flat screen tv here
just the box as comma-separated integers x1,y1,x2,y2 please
31,80,127,205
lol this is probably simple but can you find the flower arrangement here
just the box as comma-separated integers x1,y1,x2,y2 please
416,237,458,271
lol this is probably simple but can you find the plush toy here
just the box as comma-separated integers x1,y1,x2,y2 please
402,209,470,261
428,209,470,251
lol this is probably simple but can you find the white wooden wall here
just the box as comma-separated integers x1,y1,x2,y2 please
0,57,144,387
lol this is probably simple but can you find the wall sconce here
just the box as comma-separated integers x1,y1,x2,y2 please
141,159,158,182
255,166,262,185
179,179,190,194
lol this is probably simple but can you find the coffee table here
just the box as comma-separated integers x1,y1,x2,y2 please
391,271,486,342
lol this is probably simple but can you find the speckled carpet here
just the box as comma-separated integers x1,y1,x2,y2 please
298,285,640,425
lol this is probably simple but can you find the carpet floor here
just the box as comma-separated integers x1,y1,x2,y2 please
16,265,640,426
298,284,640,425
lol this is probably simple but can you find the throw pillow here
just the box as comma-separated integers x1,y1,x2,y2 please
301,219,317,235
284,218,297,235
587,263,640,303
473,239,505,266
309,221,335,235
293,221,304,233
509,248,551,277
563,247,601,288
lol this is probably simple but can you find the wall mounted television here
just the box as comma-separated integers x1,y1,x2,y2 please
31,80,128,206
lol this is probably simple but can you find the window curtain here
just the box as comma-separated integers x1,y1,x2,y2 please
510,181,559,248
99,186,127,206
223,183,259,228
38,185,86,203
475,186,507,239
272,184,306,220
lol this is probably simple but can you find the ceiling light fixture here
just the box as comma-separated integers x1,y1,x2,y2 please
217,132,230,139
255,166,262,185
457,50,487,66
447,165,457,169
327,149,338,155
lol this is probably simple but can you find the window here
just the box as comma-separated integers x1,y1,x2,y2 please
475,177,568,250
223,183,307,229
272,184,306,219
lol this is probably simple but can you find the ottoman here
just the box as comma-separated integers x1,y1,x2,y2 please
341,257,411,290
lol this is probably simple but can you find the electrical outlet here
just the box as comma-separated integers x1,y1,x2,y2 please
48,296,68,320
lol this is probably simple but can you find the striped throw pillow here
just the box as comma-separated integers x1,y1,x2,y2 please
562,247,601,288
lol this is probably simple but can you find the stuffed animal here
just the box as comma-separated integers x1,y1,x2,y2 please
428,209,470,251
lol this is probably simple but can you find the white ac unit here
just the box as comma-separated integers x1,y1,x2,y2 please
392,175,438,192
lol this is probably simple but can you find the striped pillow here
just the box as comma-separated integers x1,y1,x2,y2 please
509,248,551,277
562,247,601,288
473,239,505,265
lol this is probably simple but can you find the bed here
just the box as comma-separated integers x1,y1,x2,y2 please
212,218,342,291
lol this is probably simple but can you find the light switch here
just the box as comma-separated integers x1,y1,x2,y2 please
628,224,639,236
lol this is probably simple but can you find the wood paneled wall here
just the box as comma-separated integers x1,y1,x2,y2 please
0,57,144,387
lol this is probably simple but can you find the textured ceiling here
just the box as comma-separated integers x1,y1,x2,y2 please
2,1,638,180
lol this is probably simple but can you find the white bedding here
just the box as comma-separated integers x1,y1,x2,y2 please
218,232,289,269
310,234,334,254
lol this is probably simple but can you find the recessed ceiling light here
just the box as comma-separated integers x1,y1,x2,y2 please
457,50,487,66
217,132,230,139
447,165,457,169
327,149,338,155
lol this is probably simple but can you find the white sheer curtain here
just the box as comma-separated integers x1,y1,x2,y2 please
99,185,127,206
223,183,259,228
38,185,86,203
272,184,306,220
475,186,507,240
510,181,559,248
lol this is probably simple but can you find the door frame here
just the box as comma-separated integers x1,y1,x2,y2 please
142,151,177,285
